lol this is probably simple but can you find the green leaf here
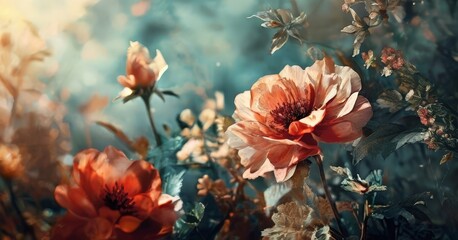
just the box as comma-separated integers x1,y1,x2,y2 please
376,90,405,113
161,90,180,98
353,123,405,164
161,169,186,197
121,92,139,103
153,88,165,102
174,202,205,239
353,122,424,164
393,131,425,150
147,136,186,170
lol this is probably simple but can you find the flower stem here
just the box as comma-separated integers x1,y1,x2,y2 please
314,155,347,237
84,121,92,147
360,200,369,240
4,180,36,240
141,95,162,146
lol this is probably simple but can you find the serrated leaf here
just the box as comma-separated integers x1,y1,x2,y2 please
365,169,383,185
313,226,333,240
261,202,315,239
162,169,186,196
368,185,387,192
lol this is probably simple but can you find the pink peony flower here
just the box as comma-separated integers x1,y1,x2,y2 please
226,57,372,182
51,146,179,240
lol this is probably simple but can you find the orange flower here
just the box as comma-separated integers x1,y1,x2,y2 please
226,57,372,182
52,146,179,240
117,41,168,99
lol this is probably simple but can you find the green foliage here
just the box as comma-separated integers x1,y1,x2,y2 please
353,122,424,164
173,202,205,239
376,89,406,113
161,169,186,197
368,192,448,240
147,136,185,170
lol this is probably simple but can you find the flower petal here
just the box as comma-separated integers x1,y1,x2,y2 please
150,49,168,81
85,217,114,239
288,109,326,136
117,75,136,89
50,213,89,240
314,96,372,142
150,196,178,226
121,160,156,196
117,216,142,233
273,164,297,182
336,91,359,118
54,186,97,218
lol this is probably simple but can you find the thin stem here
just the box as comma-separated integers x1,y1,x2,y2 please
141,95,162,146
290,0,300,16
0,198,16,238
314,155,347,237
360,201,369,240
84,121,92,147
5,180,36,240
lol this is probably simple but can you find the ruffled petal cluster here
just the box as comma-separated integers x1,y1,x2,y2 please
52,146,178,240
227,57,372,182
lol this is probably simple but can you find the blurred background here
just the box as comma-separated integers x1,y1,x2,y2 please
3,0,456,153
2,0,367,153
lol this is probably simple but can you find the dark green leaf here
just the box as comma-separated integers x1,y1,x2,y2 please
353,123,405,164
153,88,165,102
122,91,139,103
393,131,425,150
376,89,405,112
161,90,180,98
353,122,424,164
174,202,205,239
147,136,186,170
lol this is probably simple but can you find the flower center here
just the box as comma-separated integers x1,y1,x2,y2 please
269,99,312,131
103,182,136,215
